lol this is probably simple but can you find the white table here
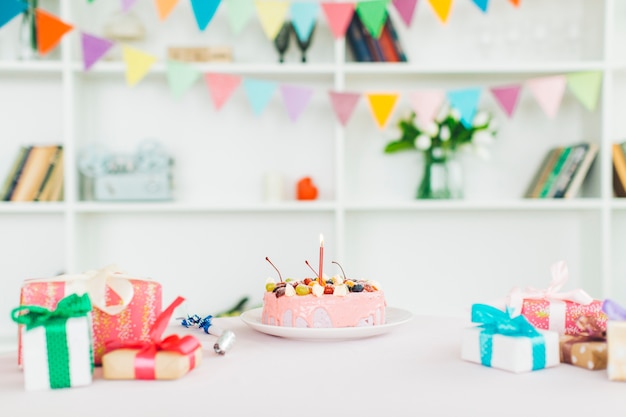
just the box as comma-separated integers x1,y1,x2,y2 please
0,314,622,417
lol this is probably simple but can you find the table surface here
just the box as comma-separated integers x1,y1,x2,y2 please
0,313,623,417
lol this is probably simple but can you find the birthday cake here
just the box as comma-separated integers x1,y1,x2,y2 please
261,276,386,328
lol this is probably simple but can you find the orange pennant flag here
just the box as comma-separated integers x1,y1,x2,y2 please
155,0,179,20
36,9,73,55
365,93,399,129
427,0,453,24
509,0,520,7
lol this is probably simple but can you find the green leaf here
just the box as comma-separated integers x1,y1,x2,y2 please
384,140,415,153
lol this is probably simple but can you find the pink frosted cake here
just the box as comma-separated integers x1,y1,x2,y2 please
261,277,386,328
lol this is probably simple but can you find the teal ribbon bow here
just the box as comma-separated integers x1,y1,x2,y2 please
471,303,546,370
11,293,93,389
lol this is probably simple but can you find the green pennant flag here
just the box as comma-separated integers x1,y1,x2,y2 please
567,71,603,111
225,0,255,34
356,0,389,39
166,60,201,98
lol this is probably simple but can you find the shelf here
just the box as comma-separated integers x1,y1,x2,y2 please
344,199,604,212
0,60,64,73
74,201,338,213
0,202,65,214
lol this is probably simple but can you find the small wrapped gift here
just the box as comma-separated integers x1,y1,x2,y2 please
602,299,626,381
461,304,560,373
559,316,607,370
507,261,606,335
11,294,94,391
18,265,162,365
102,296,202,380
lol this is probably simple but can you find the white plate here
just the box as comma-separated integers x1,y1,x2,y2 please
240,307,413,340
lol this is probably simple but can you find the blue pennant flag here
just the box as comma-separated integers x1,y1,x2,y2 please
243,79,278,115
0,0,27,29
190,0,221,31
290,2,319,42
447,88,482,128
471,0,489,13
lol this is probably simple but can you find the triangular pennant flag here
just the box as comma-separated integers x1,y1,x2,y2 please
320,2,354,39
392,0,418,27
490,85,521,118
254,0,290,40
509,0,520,7
356,0,388,39
427,0,453,24
225,0,255,34
204,73,242,110
81,32,114,71
36,9,73,55
365,93,400,129
166,60,201,98
243,78,278,115
155,0,179,21
122,45,157,87
526,75,567,119
567,71,603,111
0,0,27,30
291,2,319,42
121,0,138,12
409,90,446,126
328,91,361,126
190,0,220,31
280,84,314,122
471,0,489,13
446,87,482,127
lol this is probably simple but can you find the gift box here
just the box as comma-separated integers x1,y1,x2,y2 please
602,299,626,381
102,296,202,380
461,304,560,373
507,261,606,335
559,315,607,370
11,294,94,391
18,265,162,365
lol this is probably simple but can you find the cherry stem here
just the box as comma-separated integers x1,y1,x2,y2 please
332,261,347,280
304,260,318,277
265,257,283,282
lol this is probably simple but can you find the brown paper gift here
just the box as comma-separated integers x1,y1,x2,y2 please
102,345,202,380
559,336,607,370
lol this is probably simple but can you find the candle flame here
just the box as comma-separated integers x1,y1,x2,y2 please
320,234,324,247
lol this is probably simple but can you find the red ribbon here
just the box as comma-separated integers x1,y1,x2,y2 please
105,296,200,379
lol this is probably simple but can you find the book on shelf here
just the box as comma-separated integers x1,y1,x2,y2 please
552,143,588,198
0,146,32,201
384,15,407,62
345,14,373,62
10,145,62,202
612,142,626,197
563,143,598,198
524,147,563,198
345,13,407,63
34,147,64,202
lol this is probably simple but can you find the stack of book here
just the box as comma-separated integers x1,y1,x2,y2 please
613,141,626,197
345,13,407,63
1,145,64,202
524,142,599,199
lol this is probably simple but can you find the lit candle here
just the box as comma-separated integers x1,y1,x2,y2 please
318,234,324,285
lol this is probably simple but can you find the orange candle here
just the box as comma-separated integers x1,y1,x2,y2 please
318,234,324,285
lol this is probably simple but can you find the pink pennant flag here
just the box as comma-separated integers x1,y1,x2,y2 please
204,72,242,110
280,84,315,122
328,91,361,126
81,32,114,71
121,0,138,12
409,89,445,126
490,84,521,118
392,0,418,27
321,3,354,39
526,75,567,119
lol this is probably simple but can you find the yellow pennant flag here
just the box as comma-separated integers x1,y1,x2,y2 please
254,0,289,40
122,45,158,86
155,0,180,21
365,93,399,129
428,0,454,24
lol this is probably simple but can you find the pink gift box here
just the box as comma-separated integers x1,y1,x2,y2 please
18,266,162,365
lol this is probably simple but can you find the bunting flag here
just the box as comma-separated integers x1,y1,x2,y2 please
356,0,388,39
526,75,566,119
427,0,453,24
205,72,242,110
225,0,255,34
122,45,157,86
392,0,418,27
409,89,445,126
471,0,489,13
290,2,319,42
155,0,179,21
255,0,290,40
490,85,521,118
328,91,361,126
280,84,315,122
36,9,74,55
81,32,114,71
446,87,482,127
166,60,201,98
121,0,138,12
0,0,27,29
509,0,520,7
365,93,399,129
190,0,221,31
243,78,278,115
320,2,354,39
566,71,602,111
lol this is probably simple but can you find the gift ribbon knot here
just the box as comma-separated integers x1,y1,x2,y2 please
11,293,92,330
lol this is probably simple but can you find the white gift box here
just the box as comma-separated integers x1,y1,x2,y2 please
607,321,626,381
461,326,560,373
22,316,93,391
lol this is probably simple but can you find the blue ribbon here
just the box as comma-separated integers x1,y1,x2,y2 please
471,304,546,370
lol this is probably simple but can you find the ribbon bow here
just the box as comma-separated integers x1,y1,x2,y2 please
472,304,546,370
507,261,593,317
602,299,626,321
11,293,92,330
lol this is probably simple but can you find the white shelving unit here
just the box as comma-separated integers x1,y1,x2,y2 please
0,0,623,342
